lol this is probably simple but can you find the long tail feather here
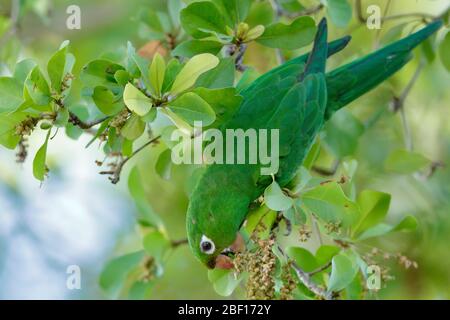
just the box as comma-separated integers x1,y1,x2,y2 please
325,20,443,119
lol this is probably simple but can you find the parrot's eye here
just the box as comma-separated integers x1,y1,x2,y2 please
200,235,215,255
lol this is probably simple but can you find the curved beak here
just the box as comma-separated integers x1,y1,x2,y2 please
207,233,246,270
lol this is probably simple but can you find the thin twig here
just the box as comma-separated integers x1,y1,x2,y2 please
391,61,425,151
235,44,248,72
100,135,161,184
69,112,109,130
312,160,340,177
308,261,332,277
171,239,188,248
277,245,333,300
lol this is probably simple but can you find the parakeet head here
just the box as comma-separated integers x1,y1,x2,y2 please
186,166,254,269
186,192,249,269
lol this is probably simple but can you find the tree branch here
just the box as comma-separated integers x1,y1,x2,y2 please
391,61,425,151
171,239,188,248
100,135,161,184
69,112,109,130
276,245,334,300
312,160,340,177
226,43,248,72
308,262,332,277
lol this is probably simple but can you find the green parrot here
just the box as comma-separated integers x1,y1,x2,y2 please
186,18,443,269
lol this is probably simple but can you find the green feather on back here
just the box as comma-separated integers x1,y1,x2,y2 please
186,18,443,268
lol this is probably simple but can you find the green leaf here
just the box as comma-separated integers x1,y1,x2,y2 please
47,41,75,93
24,66,51,106
421,37,436,63
143,230,171,262
245,25,265,42
55,107,69,127
172,40,224,58
439,31,450,72
244,205,277,239
161,108,193,135
278,0,304,12
180,1,227,39
324,110,365,158
114,70,131,86
127,42,151,89
80,59,125,90
65,105,89,140
195,57,235,89
150,53,166,97
123,83,153,116
315,245,341,266
128,166,165,228
257,16,316,50
302,139,321,169
33,130,51,181
358,215,418,240
212,0,251,26
99,251,145,294
302,182,360,228
324,0,352,28
208,269,243,297
245,1,275,27
287,247,318,272
264,180,293,211
86,119,110,148
283,199,306,225
121,113,146,141
292,166,312,193
122,139,133,157
393,215,418,232
193,87,243,128
92,86,123,116
170,53,220,95
169,92,216,126
155,148,173,180
384,149,431,174
353,190,391,237
13,59,37,84
328,253,358,292
381,23,407,45
0,112,29,149
128,280,155,300
162,59,183,94
236,67,260,92
0,77,24,113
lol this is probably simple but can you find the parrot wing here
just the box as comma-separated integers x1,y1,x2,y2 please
240,35,351,97
257,19,330,187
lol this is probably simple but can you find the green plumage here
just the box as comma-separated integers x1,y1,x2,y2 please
187,19,443,268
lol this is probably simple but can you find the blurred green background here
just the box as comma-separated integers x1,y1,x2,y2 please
0,0,449,299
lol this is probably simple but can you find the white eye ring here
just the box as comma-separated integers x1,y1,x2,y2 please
200,235,216,255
